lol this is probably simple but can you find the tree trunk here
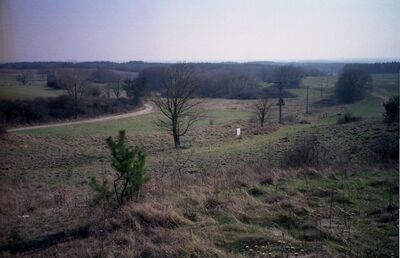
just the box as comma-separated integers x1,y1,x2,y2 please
173,133,180,148
74,96,78,119
172,117,181,148
74,83,78,120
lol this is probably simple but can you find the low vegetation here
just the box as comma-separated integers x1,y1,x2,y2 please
336,112,362,124
0,64,398,257
0,96,138,125
0,68,149,126
335,69,372,103
90,130,149,206
383,96,399,123
281,135,321,168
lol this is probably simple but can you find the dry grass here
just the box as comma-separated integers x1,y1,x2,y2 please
0,156,398,257
0,90,398,257
0,164,301,256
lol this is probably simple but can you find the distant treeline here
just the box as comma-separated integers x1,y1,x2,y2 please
0,61,156,72
342,62,400,74
0,61,336,74
34,63,321,99
2,61,399,100
2,61,398,75
0,61,330,99
138,64,318,99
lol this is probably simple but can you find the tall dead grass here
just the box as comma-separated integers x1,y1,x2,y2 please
0,163,362,257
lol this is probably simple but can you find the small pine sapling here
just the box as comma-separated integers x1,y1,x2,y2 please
90,130,150,207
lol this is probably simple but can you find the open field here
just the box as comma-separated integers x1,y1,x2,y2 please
0,118,397,257
0,73,398,257
0,72,64,99
1,0,398,256
0,69,139,100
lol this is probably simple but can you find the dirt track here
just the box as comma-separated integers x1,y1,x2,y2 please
7,103,154,132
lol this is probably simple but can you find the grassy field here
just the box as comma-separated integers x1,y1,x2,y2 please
19,109,251,137
371,73,399,96
0,69,119,100
0,72,64,99
0,73,398,257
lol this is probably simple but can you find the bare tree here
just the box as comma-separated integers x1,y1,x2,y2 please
104,84,112,98
124,76,147,105
153,63,202,148
252,97,273,127
56,69,89,119
16,71,32,85
108,80,123,98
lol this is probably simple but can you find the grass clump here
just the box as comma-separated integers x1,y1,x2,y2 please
368,135,399,164
281,135,320,168
383,96,399,123
336,112,362,124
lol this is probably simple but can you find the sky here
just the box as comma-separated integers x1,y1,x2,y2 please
0,0,399,63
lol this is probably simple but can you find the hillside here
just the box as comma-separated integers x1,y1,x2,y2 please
0,72,398,257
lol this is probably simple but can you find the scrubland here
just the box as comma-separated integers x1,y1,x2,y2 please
0,74,398,257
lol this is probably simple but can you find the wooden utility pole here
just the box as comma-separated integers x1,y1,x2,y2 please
276,82,285,124
398,70,399,93
306,86,309,114
326,76,329,88
320,79,323,97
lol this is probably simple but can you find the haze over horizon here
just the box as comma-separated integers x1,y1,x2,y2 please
1,0,399,63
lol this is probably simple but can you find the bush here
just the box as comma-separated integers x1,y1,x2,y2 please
46,74,61,89
336,112,362,124
0,125,6,135
283,115,298,124
87,86,102,97
0,96,139,125
47,95,77,118
335,69,372,103
383,96,399,123
0,98,49,124
369,136,399,164
281,135,320,167
90,130,150,206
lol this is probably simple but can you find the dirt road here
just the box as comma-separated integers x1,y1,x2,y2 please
7,103,154,132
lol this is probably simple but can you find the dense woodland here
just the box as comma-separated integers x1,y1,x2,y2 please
343,62,400,74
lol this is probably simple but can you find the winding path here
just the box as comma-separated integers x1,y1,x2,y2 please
7,103,154,132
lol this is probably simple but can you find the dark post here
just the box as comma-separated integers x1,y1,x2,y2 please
326,76,329,89
306,86,309,114
74,82,78,119
320,79,323,97
276,82,285,124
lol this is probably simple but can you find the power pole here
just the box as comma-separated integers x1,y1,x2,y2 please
320,79,323,97
275,82,285,124
306,86,309,114
398,70,399,94
326,76,329,89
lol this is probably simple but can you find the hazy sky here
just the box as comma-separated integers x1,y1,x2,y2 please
1,0,399,62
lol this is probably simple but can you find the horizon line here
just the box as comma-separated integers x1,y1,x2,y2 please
1,57,400,65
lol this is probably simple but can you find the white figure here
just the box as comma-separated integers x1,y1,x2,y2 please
236,128,241,137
